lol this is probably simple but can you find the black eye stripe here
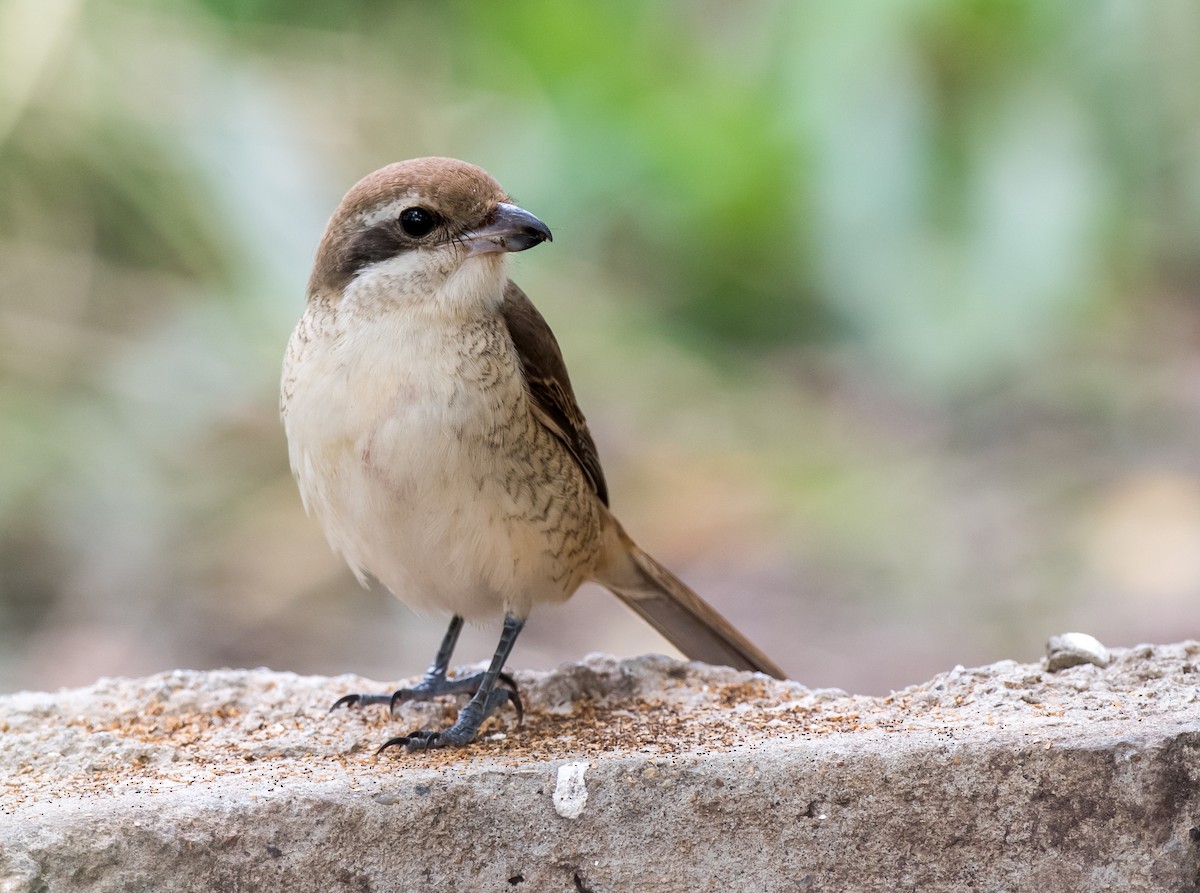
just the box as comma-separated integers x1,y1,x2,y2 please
343,225,406,275
329,204,461,288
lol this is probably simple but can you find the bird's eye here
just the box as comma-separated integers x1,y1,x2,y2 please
399,207,437,238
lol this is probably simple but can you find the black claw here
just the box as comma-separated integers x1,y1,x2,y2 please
492,672,523,721
377,731,444,754
377,735,410,754
329,694,362,713
405,731,442,752
329,692,392,713
494,686,524,724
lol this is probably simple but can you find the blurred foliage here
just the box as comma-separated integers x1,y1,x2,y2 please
2,0,1200,693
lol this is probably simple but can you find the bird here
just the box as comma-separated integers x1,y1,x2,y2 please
281,157,785,751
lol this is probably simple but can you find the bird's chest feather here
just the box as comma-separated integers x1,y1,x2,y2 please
286,303,523,503
282,298,541,607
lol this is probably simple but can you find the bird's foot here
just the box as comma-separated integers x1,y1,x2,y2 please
328,670,520,714
376,685,521,753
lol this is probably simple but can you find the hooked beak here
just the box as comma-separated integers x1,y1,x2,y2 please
463,202,553,257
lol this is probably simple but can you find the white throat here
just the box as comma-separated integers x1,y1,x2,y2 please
342,250,508,319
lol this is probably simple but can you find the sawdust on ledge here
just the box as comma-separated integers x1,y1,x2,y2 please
2,645,1197,810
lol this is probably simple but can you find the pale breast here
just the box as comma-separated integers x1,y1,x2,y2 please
282,297,601,620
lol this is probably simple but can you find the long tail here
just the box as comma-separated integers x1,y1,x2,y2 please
601,522,786,679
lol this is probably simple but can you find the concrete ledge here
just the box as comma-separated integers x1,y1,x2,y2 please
2,644,1199,891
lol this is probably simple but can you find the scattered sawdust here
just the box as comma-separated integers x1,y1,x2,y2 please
2,644,1198,811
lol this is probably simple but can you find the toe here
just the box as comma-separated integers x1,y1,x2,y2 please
329,694,362,712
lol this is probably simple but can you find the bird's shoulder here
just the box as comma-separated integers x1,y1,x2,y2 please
501,281,609,506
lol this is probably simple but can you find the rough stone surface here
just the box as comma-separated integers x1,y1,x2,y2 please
2,644,1199,892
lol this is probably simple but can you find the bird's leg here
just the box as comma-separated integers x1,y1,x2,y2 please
330,615,521,717
378,613,525,752
329,615,521,712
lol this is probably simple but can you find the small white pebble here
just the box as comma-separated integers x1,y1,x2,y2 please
552,761,589,820
1046,632,1110,671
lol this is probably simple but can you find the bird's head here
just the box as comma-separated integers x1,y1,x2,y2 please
308,157,552,311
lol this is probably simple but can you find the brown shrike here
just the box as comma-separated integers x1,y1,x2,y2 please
281,157,784,751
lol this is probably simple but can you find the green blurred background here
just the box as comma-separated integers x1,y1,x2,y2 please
3,0,1199,696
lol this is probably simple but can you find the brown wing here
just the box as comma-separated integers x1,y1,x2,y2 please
501,280,609,506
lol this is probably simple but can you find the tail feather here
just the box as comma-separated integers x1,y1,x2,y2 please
604,528,786,680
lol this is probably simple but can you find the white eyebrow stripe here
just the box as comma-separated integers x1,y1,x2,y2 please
359,194,422,228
